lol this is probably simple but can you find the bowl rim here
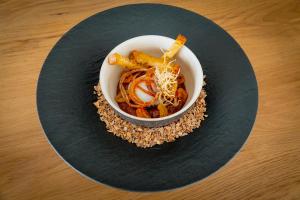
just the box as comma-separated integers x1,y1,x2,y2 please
100,35,203,122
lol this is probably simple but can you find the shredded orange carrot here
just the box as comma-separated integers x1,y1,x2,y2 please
128,76,158,107
136,84,156,97
119,69,148,108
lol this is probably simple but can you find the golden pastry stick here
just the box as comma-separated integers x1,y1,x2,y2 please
130,50,181,74
108,53,144,69
130,50,164,68
162,34,187,60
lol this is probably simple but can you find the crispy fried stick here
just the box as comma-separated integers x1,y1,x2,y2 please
162,34,187,60
108,53,145,69
130,50,164,68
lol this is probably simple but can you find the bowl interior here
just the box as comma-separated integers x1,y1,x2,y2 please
100,35,203,121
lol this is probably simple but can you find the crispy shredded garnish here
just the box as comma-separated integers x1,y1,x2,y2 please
154,59,180,105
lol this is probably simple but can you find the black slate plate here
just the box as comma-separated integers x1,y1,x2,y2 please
37,4,258,192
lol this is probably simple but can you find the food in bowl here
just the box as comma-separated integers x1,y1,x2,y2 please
107,34,188,118
100,34,203,127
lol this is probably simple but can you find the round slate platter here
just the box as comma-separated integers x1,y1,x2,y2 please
37,4,258,192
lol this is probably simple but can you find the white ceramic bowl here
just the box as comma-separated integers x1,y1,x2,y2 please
100,35,203,127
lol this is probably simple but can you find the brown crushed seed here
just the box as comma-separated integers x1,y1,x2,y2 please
93,82,207,148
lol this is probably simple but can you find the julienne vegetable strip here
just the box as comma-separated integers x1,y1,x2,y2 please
136,84,156,97
118,69,148,108
128,76,158,107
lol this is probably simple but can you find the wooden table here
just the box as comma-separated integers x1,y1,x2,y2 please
1,0,299,199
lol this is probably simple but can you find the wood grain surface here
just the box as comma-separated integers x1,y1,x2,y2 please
0,0,299,199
